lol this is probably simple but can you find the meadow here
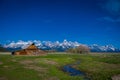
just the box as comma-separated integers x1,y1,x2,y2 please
0,52,120,80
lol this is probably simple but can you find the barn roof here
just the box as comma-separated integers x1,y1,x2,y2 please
25,43,38,50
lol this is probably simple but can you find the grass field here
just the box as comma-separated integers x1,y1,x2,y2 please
0,52,120,80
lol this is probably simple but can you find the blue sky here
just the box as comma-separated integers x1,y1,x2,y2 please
0,0,120,47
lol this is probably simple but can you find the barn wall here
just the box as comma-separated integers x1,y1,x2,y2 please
13,48,46,55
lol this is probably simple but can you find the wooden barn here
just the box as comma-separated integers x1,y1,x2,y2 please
12,43,46,55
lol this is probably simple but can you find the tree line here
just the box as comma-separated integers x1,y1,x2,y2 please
66,45,90,54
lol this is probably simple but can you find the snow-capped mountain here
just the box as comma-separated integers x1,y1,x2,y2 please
2,40,120,52
88,44,120,52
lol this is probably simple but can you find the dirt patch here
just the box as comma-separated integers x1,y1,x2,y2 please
44,76,59,80
11,59,17,62
34,58,58,65
20,60,34,65
24,65,47,72
0,77,7,80
3,66,9,68
44,60,57,65
88,62,120,72
112,74,120,80
102,62,120,69
20,60,48,73
0,62,3,65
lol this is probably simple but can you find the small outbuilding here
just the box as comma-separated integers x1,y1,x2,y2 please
12,43,46,55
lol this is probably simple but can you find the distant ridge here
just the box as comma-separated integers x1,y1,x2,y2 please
2,40,120,52
0,44,8,52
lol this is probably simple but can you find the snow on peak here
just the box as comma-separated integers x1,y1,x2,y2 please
3,40,80,48
4,40,32,49
2,40,119,52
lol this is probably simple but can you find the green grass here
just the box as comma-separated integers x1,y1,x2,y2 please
0,52,120,80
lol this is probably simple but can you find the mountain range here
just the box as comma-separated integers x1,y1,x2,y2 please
2,40,120,52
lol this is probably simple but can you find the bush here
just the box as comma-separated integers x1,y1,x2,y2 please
66,45,90,54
